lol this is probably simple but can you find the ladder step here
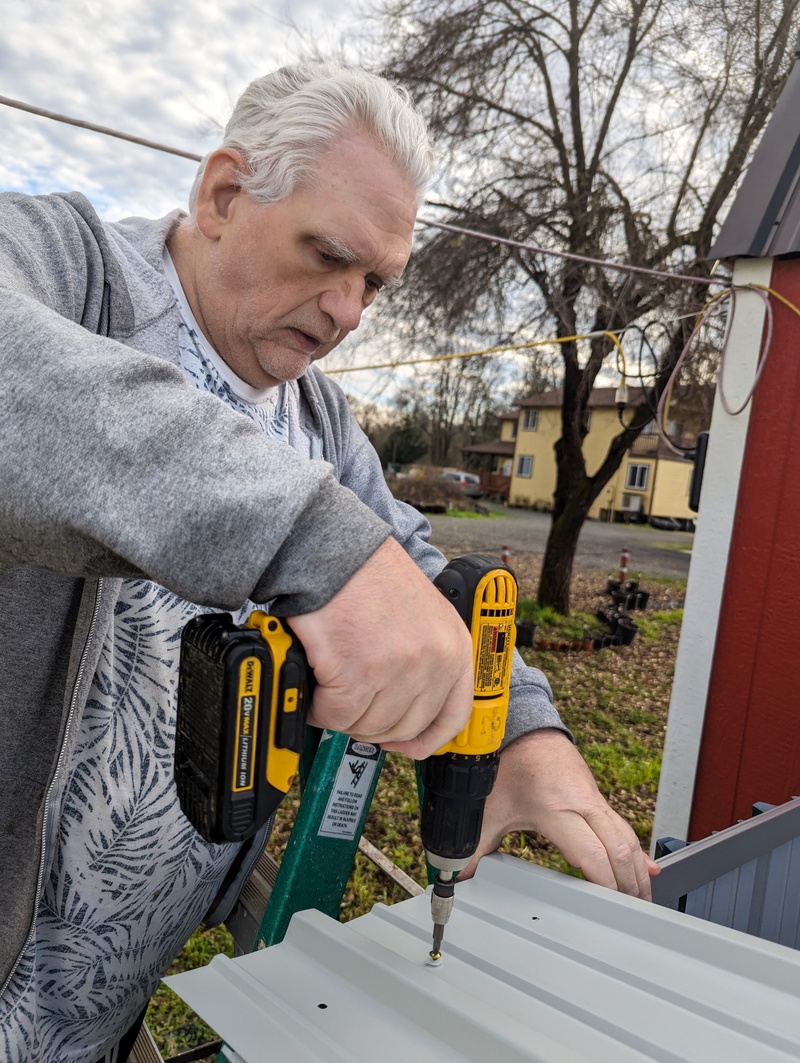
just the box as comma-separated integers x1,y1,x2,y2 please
129,1020,166,1063
226,848,281,956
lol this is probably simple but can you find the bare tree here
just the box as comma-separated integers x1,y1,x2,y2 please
363,0,798,611
393,353,506,464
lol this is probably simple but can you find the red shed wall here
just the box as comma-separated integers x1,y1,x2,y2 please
689,257,800,841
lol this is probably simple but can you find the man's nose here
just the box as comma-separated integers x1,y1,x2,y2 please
318,279,365,334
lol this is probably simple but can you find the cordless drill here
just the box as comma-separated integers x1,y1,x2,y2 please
174,555,516,961
421,554,518,962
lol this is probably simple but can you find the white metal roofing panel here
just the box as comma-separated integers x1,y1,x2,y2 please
166,853,800,1062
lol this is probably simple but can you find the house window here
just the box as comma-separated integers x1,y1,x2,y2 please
522,408,539,431
626,463,649,490
516,454,533,478
508,421,517,440
622,493,643,514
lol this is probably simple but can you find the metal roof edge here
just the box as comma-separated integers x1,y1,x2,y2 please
166,853,800,1062
712,47,800,260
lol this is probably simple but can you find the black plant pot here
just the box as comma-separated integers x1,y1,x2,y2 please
612,589,650,611
515,620,537,648
615,618,639,646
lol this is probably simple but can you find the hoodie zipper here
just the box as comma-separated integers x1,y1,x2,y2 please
1,578,104,997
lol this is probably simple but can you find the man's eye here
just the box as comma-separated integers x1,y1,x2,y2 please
319,251,339,264
366,276,383,293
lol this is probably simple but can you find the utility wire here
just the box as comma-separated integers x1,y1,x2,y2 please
325,329,631,375
418,218,728,289
1,93,733,292
0,94,203,162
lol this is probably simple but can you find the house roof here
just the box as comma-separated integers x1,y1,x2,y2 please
518,386,649,409
461,439,516,456
711,49,800,259
517,384,713,418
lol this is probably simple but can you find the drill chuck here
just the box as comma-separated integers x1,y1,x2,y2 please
419,749,500,870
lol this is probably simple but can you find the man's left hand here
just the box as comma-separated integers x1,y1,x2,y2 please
460,728,660,899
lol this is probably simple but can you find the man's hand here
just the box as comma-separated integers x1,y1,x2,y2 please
288,538,474,760
461,728,660,899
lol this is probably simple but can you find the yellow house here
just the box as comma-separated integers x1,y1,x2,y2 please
460,411,519,499
505,387,708,524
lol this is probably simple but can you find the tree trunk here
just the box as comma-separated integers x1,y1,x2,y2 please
537,497,591,614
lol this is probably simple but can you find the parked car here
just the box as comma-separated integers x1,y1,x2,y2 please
439,470,484,498
649,516,682,531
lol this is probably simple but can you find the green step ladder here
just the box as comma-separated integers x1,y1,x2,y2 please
257,725,393,948
253,725,432,947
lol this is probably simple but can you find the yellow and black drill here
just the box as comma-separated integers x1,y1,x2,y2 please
175,609,312,844
173,553,516,965
422,554,517,962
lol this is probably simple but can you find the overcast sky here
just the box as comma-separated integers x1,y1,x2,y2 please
0,0,369,219
0,0,431,404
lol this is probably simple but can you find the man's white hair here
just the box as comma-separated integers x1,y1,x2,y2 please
188,62,434,213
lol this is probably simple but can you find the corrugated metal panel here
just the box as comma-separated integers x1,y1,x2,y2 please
711,52,800,260
654,798,800,949
166,853,800,1062
667,837,800,949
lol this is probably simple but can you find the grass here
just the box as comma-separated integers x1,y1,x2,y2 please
442,506,501,518
146,566,686,1057
148,926,231,1059
517,597,606,641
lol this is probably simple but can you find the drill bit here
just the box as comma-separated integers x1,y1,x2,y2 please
428,870,456,962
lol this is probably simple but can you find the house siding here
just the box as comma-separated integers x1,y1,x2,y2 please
507,395,701,522
508,407,559,507
650,458,695,520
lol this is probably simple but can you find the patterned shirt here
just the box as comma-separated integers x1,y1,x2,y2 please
0,253,315,1062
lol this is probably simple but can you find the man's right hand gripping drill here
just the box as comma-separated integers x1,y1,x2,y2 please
288,537,476,760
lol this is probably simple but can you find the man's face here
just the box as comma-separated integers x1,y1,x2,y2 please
192,131,418,388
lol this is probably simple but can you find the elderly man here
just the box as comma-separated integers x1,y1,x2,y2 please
0,62,656,1062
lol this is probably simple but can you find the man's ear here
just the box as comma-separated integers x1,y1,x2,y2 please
194,148,249,239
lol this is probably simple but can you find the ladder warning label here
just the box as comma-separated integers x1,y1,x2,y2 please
318,738,381,840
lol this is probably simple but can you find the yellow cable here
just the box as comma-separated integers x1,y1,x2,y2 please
324,329,628,375
603,330,627,384
748,283,800,319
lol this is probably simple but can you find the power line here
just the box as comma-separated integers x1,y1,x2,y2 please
417,217,728,289
0,94,203,162
0,92,731,292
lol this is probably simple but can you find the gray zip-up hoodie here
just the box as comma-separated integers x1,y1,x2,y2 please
0,191,563,997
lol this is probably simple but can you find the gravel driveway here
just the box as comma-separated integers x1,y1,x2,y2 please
425,505,693,580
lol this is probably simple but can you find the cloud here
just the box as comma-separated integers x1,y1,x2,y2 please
0,0,364,218
0,0,407,402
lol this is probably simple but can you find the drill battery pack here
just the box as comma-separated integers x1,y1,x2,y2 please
175,611,311,844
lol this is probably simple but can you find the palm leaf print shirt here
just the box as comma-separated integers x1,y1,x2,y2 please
1,250,315,1063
